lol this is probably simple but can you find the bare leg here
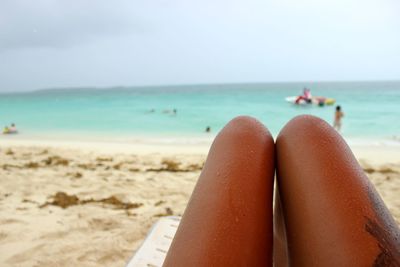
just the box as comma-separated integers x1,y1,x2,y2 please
164,116,275,266
274,115,400,266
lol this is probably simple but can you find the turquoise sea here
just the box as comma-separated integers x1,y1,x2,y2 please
0,81,399,143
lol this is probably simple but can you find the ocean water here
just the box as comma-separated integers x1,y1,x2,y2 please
0,81,399,144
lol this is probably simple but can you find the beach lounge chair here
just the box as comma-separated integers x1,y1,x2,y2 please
126,216,181,267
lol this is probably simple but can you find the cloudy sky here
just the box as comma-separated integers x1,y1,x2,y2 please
0,0,399,92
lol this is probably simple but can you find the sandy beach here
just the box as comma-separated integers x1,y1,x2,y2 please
1,139,399,267
2,0,399,264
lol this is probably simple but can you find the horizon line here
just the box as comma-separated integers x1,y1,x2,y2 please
1,79,400,94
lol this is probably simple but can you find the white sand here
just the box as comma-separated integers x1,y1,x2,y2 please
0,138,399,267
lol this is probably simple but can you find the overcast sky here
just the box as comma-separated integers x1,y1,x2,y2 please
0,0,399,92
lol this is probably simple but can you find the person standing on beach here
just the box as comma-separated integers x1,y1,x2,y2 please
334,105,344,131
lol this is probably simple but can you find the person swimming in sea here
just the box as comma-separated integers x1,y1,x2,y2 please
295,88,312,104
162,109,177,115
3,123,18,134
333,105,344,131
9,123,17,133
3,126,10,134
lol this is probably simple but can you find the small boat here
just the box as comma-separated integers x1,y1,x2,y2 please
285,96,335,106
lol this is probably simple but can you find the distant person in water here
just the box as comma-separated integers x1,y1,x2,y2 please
303,88,312,101
162,109,177,115
9,123,17,133
334,105,344,131
205,126,211,133
295,88,312,104
3,123,18,134
3,126,9,134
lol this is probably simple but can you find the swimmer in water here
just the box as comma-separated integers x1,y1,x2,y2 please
9,123,17,133
3,126,10,134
